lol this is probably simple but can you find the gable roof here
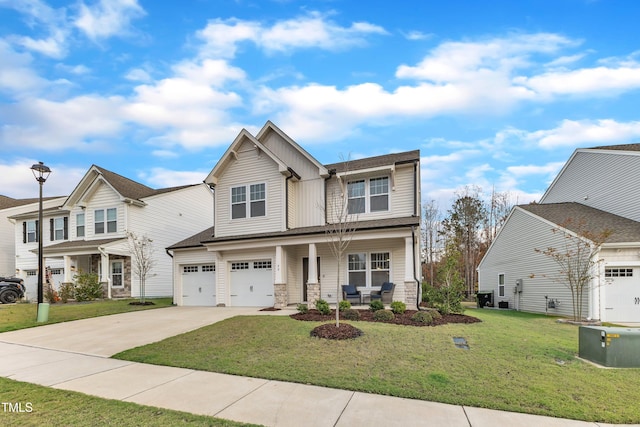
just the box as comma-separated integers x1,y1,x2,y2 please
0,195,64,211
519,202,640,244
589,143,640,152
324,150,420,173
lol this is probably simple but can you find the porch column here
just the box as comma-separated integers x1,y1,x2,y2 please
404,235,418,308
63,255,73,283
274,245,287,308
307,243,320,308
99,249,110,299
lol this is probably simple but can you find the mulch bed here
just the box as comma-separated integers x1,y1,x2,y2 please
292,309,481,340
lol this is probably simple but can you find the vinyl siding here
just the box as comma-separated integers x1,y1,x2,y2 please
84,183,126,239
215,140,284,237
478,208,588,318
128,184,214,297
542,151,640,222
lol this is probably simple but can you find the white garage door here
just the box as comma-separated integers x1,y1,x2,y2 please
182,264,216,306
230,260,274,307
604,267,640,322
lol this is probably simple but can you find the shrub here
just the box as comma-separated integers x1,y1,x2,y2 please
411,311,433,324
297,303,308,314
390,301,406,314
369,300,384,312
74,272,103,302
58,282,75,303
373,309,395,322
44,286,60,304
429,309,442,320
338,300,351,311
422,281,464,315
342,309,360,321
315,299,331,315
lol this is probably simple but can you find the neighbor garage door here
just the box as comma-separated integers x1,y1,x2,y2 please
604,267,640,322
230,260,274,307
181,264,216,306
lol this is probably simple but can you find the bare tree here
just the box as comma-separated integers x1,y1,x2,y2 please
535,218,611,321
485,187,514,245
324,162,358,328
127,231,156,304
422,200,442,288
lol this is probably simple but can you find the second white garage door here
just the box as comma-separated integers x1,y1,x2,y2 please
230,260,274,307
604,267,640,322
182,264,216,306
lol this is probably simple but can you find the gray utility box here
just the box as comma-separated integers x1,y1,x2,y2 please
579,326,640,368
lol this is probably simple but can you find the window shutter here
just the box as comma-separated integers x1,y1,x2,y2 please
63,217,68,240
22,222,26,244
50,218,54,241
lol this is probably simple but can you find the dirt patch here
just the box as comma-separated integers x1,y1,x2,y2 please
310,323,364,339
291,309,481,327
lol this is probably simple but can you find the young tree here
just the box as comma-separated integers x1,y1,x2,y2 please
535,218,611,321
422,199,442,291
127,231,156,304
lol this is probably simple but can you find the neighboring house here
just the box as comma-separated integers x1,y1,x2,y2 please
1,195,66,278
168,121,422,308
10,166,213,301
478,144,640,322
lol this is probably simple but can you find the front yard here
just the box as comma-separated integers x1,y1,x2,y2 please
115,308,640,424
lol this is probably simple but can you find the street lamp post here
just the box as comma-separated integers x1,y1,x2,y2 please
31,161,51,322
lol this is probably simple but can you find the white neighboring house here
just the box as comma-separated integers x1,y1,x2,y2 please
10,166,213,301
168,121,422,308
1,195,66,278
478,144,640,323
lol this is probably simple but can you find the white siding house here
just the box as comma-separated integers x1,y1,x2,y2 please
11,166,213,301
169,121,422,309
478,144,640,323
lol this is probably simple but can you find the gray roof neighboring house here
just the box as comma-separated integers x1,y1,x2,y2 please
0,195,62,210
92,166,198,200
519,202,640,244
589,143,640,152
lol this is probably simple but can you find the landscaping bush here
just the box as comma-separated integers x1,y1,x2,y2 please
338,300,351,311
390,301,406,314
422,282,464,315
429,309,442,319
341,309,360,321
297,303,308,314
373,309,395,322
315,299,331,315
58,282,74,303
369,300,384,312
411,311,433,324
45,286,60,304
74,272,103,302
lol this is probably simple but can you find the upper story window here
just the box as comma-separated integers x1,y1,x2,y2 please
347,176,389,214
231,183,266,219
76,213,85,238
51,217,68,241
24,220,38,243
95,208,117,234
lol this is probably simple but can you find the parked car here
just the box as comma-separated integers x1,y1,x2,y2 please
0,277,26,304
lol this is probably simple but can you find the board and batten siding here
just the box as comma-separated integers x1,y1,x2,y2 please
542,150,640,222
128,184,214,297
478,207,588,318
215,140,284,237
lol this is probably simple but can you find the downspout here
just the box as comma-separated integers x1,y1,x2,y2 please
98,246,111,299
411,226,422,310
166,249,175,305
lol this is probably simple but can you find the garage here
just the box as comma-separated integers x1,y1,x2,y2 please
604,267,640,322
230,260,274,307
181,264,216,306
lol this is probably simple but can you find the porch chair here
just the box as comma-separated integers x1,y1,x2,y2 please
370,282,395,304
342,284,362,305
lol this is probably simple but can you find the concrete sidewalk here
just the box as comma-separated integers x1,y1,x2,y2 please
0,306,634,426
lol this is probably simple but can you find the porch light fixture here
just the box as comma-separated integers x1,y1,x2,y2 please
31,161,51,322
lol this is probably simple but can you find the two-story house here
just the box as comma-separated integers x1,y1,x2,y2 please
1,195,66,278
10,166,213,301
168,121,422,309
478,144,640,323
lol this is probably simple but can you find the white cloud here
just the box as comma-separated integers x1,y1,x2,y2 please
506,162,565,177
74,0,146,41
139,167,208,188
402,30,432,41
0,159,85,199
196,12,387,59
124,68,151,82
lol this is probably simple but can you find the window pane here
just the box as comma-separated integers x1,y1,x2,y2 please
250,183,265,201
371,252,390,270
77,226,85,237
349,272,366,287
251,200,265,217
370,177,388,195
347,181,365,198
232,203,246,219
348,198,365,214
107,208,117,221
499,285,505,297
372,271,390,287
231,187,246,203
95,222,104,234
348,253,366,271
95,210,104,222
107,220,117,233
370,195,388,212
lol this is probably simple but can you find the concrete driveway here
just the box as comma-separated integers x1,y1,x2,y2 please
0,306,287,356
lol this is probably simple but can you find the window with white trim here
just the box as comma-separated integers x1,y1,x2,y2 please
95,208,117,234
347,176,389,214
26,220,37,243
605,268,633,277
498,274,505,297
254,260,272,269
76,213,85,238
202,264,215,272
231,183,266,219
348,251,391,288
183,266,198,273
111,260,123,287
53,217,66,241
231,262,249,271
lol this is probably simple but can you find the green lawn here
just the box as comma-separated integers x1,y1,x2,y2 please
0,377,260,427
0,298,173,333
115,309,640,424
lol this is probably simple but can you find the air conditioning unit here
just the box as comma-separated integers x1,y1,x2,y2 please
579,326,640,367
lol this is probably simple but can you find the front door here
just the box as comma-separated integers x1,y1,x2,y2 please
302,257,321,302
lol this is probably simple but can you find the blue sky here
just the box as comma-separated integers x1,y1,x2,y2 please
2,0,640,211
